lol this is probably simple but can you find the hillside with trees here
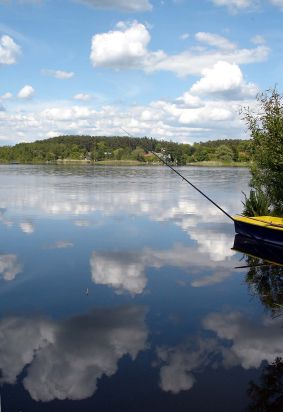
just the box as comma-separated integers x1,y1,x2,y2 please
0,135,251,166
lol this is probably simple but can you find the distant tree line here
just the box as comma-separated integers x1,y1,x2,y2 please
0,135,251,165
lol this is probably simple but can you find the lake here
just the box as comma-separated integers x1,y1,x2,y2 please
0,164,282,411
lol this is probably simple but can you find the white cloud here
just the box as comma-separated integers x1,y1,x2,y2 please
90,21,269,77
211,0,257,12
0,254,22,281
42,69,74,79
0,35,21,65
76,0,152,11
269,0,283,10
90,21,151,69
17,85,35,99
190,61,258,99
0,92,13,100
40,106,93,121
73,93,91,101
195,32,236,50
0,306,148,400
150,45,268,77
0,95,248,148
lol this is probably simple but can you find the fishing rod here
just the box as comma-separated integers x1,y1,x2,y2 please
120,129,283,266
121,128,234,222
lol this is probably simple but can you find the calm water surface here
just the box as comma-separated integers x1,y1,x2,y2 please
0,165,282,411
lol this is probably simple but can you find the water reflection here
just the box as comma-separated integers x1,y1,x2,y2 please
157,310,283,394
1,165,281,411
44,240,74,249
233,235,283,317
0,166,244,254
247,357,283,412
0,254,22,281
0,305,148,401
90,243,236,295
157,338,219,394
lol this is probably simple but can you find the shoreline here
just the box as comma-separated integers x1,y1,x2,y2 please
0,159,251,167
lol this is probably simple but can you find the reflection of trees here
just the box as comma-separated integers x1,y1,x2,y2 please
245,257,283,317
247,357,283,412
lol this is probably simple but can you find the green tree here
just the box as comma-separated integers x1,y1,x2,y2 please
131,146,145,162
215,144,234,162
242,88,283,215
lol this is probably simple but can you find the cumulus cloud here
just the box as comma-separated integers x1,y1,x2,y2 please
76,0,152,11
0,35,21,65
0,254,22,281
17,85,35,99
42,69,74,79
0,306,148,400
0,92,13,100
73,93,91,101
190,61,258,99
90,21,153,69
90,21,269,77
40,105,92,121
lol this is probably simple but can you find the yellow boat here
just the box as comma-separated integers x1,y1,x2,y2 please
233,215,283,246
233,234,283,266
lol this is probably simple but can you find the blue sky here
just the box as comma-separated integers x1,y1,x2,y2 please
0,0,282,145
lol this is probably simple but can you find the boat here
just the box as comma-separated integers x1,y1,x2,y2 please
233,215,283,246
233,233,283,267
122,130,283,248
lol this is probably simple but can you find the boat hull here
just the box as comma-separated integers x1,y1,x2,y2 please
233,234,283,266
234,219,283,246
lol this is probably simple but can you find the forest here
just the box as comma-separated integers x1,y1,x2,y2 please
0,135,251,165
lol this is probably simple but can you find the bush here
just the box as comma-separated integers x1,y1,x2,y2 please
242,189,271,217
241,88,283,216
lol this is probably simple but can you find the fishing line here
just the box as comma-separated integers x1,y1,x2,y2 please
120,128,234,221
120,128,283,267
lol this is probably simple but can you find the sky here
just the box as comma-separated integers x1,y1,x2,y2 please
0,0,282,145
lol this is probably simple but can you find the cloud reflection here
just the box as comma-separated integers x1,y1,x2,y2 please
0,305,148,401
0,254,22,281
90,243,235,294
19,221,35,234
44,240,74,249
0,168,245,260
156,311,283,394
157,338,219,393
